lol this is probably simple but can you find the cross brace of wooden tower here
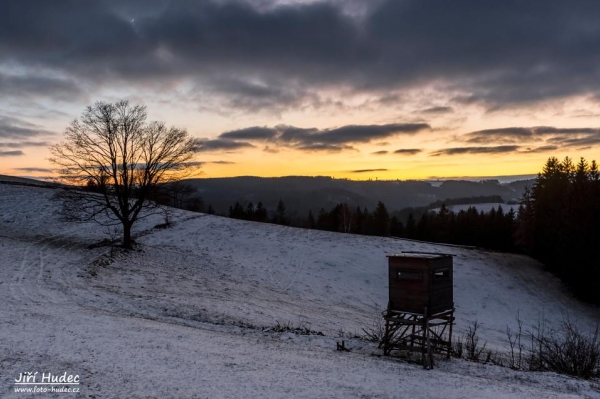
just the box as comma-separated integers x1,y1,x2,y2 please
381,307,455,369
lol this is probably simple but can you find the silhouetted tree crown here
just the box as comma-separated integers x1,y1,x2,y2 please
50,100,198,248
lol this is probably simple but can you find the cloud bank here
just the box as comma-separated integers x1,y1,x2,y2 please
3,0,600,110
216,123,430,152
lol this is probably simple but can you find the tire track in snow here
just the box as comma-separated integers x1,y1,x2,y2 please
12,235,74,305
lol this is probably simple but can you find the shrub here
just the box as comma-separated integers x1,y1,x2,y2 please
530,320,600,379
452,321,495,363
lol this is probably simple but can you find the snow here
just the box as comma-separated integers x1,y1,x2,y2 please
0,182,599,398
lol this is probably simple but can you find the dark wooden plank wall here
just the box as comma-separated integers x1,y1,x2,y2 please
388,255,453,316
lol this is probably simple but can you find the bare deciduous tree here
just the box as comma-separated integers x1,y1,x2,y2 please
50,100,199,248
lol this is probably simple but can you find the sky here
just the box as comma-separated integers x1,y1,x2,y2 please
2,0,600,181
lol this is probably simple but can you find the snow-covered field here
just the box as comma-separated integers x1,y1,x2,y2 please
1,182,599,398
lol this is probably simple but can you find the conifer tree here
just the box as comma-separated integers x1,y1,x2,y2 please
274,199,288,225
372,201,390,236
255,202,267,222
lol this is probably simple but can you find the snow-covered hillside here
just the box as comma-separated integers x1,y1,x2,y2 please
0,182,598,398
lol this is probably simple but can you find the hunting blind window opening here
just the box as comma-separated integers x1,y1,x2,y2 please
397,271,422,281
434,269,449,280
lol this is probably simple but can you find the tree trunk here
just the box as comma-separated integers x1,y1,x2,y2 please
123,222,132,249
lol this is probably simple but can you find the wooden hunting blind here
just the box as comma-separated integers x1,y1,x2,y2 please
388,253,453,316
381,252,455,369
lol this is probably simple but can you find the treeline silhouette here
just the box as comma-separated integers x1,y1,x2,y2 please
225,197,517,251
403,204,517,251
517,156,600,302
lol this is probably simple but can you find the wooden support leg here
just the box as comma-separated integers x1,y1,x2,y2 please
447,309,454,359
383,318,390,356
425,315,433,369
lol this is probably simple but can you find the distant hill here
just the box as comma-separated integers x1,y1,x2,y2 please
184,176,534,216
0,175,59,188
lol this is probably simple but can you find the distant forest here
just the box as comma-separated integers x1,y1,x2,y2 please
224,195,517,251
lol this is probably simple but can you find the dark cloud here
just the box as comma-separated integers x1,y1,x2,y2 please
263,146,279,154
368,1,600,105
4,1,600,111
523,145,559,153
211,160,236,165
183,160,236,166
0,141,49,148
0,73,82,101
0,1,157,80
0,116,54,139
462,126,600,149
208,77,311,112
0,117,54,161
418,106,453,114
376,94,401,105
431,146,520,156
547,135,600,148
13,167,53,173
462,127,536,144
220,126,278,140
535,127,600,135
0,150,24,157
296,143,355,153
184,161,204,167
217,123,429,152
372,150,388,155
0,0,364,110
350,168,388,173
195,139,255,152
277,126,319,143
393,148,421,155
315,124,429,144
